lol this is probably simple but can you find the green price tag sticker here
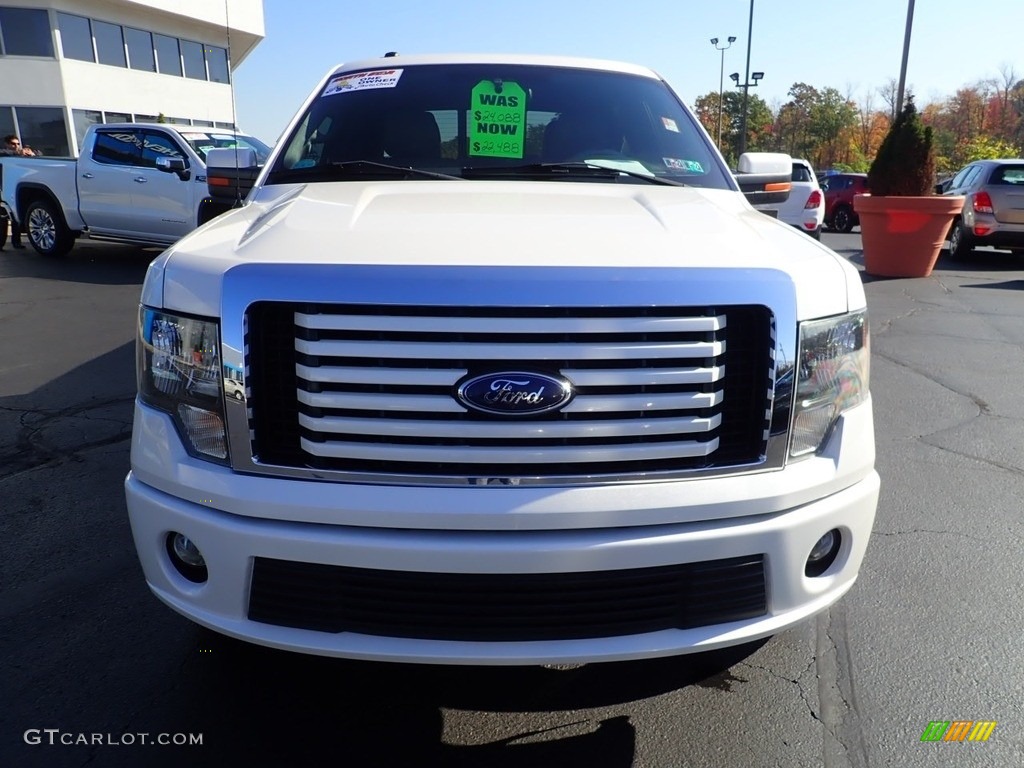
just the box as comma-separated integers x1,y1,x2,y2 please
469,80,527,159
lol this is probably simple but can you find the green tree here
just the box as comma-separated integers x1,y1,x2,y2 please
693,90,773,164
808,87,857,169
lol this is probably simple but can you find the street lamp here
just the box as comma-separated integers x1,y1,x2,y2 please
730,69,764,155
710,36,736,150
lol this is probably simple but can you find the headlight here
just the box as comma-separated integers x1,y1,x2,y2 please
789,310,869,458
137,307,229,462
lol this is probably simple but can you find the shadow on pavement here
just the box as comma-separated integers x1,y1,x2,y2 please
0,240,160,285
120,631,767,768
935,246,1023,273
960,279,1024,291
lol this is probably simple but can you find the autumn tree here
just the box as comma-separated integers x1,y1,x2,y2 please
693,90,773,165
807,87,857,169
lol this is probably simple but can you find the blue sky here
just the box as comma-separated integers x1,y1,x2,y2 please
233,0,1024,144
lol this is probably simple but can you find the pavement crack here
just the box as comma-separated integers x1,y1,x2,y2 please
918,439,1024,477
872,306,920,336
739,658,822,725
872,527,1012,547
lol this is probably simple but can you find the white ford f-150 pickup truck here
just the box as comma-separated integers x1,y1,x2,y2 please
0,123,269,257
125,53,879,665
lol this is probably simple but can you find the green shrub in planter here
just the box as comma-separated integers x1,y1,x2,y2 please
867,97,935,197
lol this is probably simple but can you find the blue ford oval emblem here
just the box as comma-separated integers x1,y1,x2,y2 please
456,371,574,416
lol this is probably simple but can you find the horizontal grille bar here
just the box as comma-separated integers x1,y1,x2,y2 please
248,555,768,641
296,389,723,413
298,413,721,439
295,312,726,334
295,338,725,361
299,436,719,463
295,364,725,387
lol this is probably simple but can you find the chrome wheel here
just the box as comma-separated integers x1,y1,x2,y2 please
28,205,57,253
23,200,74,257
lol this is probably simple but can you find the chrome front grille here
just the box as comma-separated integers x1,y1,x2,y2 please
245,303,773,484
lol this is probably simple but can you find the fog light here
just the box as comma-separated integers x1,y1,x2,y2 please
805,529,841,577
167,532,209,583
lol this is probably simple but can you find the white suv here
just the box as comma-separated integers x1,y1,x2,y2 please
754,158,825,239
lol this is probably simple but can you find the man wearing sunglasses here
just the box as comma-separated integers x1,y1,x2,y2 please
1,133,37,249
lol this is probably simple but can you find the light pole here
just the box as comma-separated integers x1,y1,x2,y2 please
738,0,756,155
710,36,736,150
730,70,764,155
895,0,915,115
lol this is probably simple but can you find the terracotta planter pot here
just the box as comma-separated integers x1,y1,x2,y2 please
853,194,965,277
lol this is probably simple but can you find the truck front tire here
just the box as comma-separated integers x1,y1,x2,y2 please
25,199,75,258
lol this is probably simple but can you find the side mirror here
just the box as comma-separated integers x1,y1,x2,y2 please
205,147,260,204
155,155,190,181
734,152,792,206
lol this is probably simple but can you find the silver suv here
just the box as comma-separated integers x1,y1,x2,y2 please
943,159,1024,258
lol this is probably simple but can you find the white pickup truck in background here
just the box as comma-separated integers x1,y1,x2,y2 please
0,123,269,257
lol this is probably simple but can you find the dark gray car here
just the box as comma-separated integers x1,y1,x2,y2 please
942,159,1024,258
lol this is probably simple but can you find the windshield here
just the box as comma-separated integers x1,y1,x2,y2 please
267,63,731,188
180,131,272,164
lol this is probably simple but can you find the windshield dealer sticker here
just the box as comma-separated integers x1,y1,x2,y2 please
323,69,403,96
663,158,704,172
469,80,527,158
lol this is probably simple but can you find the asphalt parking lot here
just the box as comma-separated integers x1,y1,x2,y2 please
2,231,1023,767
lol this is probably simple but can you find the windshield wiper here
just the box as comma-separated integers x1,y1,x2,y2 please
267,160,463,184
462,162,687,186
330,160,463,180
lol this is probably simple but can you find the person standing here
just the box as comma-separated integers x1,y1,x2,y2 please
1,134,38,249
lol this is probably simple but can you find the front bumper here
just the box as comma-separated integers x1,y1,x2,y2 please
125,400,879,665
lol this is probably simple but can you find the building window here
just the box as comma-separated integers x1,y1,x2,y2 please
72,109,102,153
134,114,159,123
0,8,54,57
104,112,132,124
125,27,155,72
214,121,237,130
206,45,229,84
58,13,94,62
93,20,126,67
180,39,206,80
154,33,181,76
0,107,14,141
15,107,69,156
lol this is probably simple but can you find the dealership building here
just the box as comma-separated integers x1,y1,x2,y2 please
0,0,264,156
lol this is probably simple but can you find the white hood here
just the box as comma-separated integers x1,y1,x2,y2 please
150,180,861,319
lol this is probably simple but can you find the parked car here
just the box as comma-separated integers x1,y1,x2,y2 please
941,159,1024,258
752,158,824,239
821,172,869,233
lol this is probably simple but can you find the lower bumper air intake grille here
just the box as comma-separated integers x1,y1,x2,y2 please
248,555,768,641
